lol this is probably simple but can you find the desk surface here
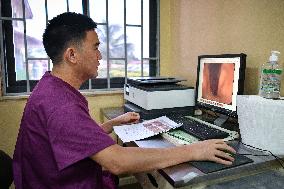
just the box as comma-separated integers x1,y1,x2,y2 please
131,136,284,188
102,107,284,189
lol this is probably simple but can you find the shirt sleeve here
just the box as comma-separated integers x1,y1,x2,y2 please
47,103,115,171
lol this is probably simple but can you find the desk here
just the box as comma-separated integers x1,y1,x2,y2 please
101,107,284,189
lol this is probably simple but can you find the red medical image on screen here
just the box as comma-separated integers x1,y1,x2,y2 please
201,63,235,105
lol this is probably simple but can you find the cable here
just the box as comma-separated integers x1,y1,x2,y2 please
239,153,270,157
240,141,284,169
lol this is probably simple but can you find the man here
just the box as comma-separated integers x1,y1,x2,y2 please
13,12,236,189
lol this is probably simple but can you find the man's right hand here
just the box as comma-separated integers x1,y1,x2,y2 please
187,139,236,165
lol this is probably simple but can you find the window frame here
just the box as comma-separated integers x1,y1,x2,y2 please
0,0,160,95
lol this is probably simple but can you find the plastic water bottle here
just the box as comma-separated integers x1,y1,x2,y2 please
259,51,282,99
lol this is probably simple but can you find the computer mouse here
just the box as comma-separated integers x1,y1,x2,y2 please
219,142,238,161
219,150,235,161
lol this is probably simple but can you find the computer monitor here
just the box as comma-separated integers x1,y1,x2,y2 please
195,53,246,126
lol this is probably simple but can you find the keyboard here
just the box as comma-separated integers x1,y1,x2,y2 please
169,116,230,140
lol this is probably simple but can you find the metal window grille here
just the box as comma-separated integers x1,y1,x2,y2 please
0,0,159,95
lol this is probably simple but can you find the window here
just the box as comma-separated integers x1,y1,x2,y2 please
0,0,159,94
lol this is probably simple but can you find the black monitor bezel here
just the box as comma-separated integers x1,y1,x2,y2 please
195,53,247,118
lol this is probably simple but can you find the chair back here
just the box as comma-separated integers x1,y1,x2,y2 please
0,150,13,189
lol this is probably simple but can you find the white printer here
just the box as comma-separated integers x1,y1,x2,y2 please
124,77,195,119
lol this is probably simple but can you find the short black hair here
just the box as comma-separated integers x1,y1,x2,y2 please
42,12,97,64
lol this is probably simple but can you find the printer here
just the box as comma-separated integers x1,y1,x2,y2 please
124,77,195,119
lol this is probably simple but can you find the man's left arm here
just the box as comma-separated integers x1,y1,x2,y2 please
101,112,140,134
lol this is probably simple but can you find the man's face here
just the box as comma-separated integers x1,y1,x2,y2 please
77,30,102,79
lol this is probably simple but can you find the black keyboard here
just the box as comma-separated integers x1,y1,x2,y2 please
170,116,229,140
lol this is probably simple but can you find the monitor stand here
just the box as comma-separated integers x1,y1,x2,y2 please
213,114,229,127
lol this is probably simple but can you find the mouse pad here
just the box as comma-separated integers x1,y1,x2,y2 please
190,154,253,174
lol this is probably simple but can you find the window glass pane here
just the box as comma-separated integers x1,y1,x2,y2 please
68,0,83,13
108,0,124,58
127,60,141,77
10,0,21,18
28,60,48,80
96,25,107,61
89,0,106,23
92,78,107,89
11,20,26,80
143,0,149,58
127,27,141,59
109,0,123,26
109,24,125,58
97,58,107,78
110,60,125,77
110,77,124,88
126,0,141,25
127,27,141,77
47,0,67,20
26,0,47,58
96,25,107,78
143,59,149,76
127,27,141,58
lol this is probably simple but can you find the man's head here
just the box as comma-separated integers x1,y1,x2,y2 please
43,12,97,64
43,12,102,80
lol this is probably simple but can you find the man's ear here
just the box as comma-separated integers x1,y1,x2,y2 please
63,47,78,64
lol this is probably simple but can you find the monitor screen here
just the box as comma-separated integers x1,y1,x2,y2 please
196,54,246,118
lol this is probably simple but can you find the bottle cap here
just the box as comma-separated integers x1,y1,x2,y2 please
269,51,280,62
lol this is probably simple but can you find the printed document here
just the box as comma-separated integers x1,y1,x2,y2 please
113,116,182,143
